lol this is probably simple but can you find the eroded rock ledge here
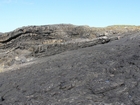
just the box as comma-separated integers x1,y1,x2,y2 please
0,24,140,70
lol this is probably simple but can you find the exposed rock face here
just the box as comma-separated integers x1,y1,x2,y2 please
0,24,119,70
0,32,140,105
1,24,139,70
0,24,140,104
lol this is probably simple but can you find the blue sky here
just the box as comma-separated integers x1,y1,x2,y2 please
0,0,140,32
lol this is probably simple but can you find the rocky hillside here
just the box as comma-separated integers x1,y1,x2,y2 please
0,24,140,71
0,28,139,104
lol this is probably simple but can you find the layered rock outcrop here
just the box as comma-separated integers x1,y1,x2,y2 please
0,30,139,105
0,24,116,69
0,24,140,70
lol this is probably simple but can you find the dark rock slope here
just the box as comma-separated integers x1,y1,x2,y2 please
0,24,140,104
0,24,139,70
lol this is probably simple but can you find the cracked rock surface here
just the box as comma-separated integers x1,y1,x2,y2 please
0,26,140,104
